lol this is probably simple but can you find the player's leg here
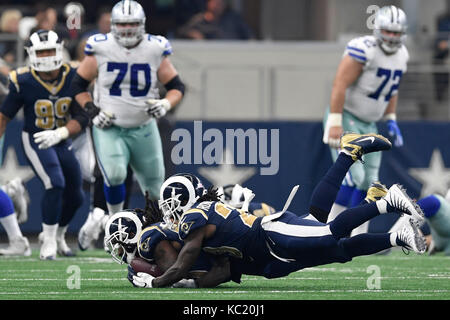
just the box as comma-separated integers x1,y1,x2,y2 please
0,189,31,256
92,126,130,214
127,121,165,200
22,131,65,260
309,131,391,223
57,142,85,256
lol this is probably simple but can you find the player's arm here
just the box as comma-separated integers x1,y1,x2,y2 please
194,256,231,288
71,55,98,108
153,240,179,273
146,57,185,118
325,55,363,148
383,95,403,147
132,226,205,288
0,75,24,139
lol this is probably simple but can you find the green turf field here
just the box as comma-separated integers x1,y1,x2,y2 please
0,249,448,300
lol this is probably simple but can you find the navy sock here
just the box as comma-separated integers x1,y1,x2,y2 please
340,233,392,258
329,202,380,239
104,183,126,205
42,187,64,225
309,153,354,216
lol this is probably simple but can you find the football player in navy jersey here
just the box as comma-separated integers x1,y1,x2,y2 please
0,30,89,260
130,133,427,288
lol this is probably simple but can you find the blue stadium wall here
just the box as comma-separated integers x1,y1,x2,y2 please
1,119,449,234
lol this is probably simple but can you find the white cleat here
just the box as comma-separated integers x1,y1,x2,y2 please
397,218,427,254
383,184,424,222
78,207,106,251
2,178,30,224
0,236,31,256
57,235,75,257
39,234,57,260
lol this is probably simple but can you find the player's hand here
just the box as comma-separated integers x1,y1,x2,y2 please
92,110,115,129
132,272,154,288
33,127,69,149
145,98,171,119
386,120,403,147
326,126,343,149
241,187,255,212
172,279,198,288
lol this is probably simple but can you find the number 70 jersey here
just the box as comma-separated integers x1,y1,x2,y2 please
84,33,172,128
343,35,409,122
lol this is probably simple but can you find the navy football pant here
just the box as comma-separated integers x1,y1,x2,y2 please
22,131,84,225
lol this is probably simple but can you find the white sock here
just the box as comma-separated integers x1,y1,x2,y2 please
107,202,124,214
57,225,68,240
390,232,398,247
327,203,347,223
375,199,388,214
42,223,58,239
0,213,23,240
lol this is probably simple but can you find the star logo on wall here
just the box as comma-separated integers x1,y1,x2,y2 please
197,148,256,187
408,148,450,198
0,147,35,185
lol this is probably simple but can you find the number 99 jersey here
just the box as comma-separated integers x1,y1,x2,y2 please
84,32,172,128
0,64,76,134
343,35,409,122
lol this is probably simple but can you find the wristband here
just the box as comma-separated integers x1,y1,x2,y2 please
327,113,342,127
56,126,69,140
384,113,396,121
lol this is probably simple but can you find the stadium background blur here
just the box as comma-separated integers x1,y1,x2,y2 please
1,0,450,238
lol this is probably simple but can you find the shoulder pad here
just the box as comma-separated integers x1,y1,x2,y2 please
178,208,207,240
148,34,172,56
7,67,30,92
84,33,109,56
345,36,376,64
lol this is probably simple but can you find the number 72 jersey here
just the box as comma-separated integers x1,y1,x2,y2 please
343,35,409,122
84,32,172,128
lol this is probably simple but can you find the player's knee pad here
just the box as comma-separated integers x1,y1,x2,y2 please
102,164,128,187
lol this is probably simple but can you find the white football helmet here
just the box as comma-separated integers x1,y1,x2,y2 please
111,0,146,47
104,210,143,264
159,173,206,230
26,30,64,72
373,5,407,54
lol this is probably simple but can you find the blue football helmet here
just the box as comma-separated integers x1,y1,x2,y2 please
104,210,144,264
159,173,206,229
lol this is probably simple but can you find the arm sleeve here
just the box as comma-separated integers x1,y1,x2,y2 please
68,98,90,129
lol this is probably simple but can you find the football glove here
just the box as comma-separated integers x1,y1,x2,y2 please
241,187,255,212
386,120,403,147
145,98,171,119
172,279,198,288
132,272,154,288
33,127,69,149
92,110,115,129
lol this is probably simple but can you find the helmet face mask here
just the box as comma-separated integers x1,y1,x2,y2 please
26,30,64,72
111,0,146,47
373,5,407,54
159,174,206,230
104,211,143,264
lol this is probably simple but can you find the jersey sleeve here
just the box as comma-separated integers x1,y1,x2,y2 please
178,208,208,240
137,225,168,261
84,33,109,56
0,73,24,119
344,37,376,66
150,35,173,57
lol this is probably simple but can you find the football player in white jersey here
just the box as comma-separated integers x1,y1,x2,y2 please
71,0,185,246
322,5,409,231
